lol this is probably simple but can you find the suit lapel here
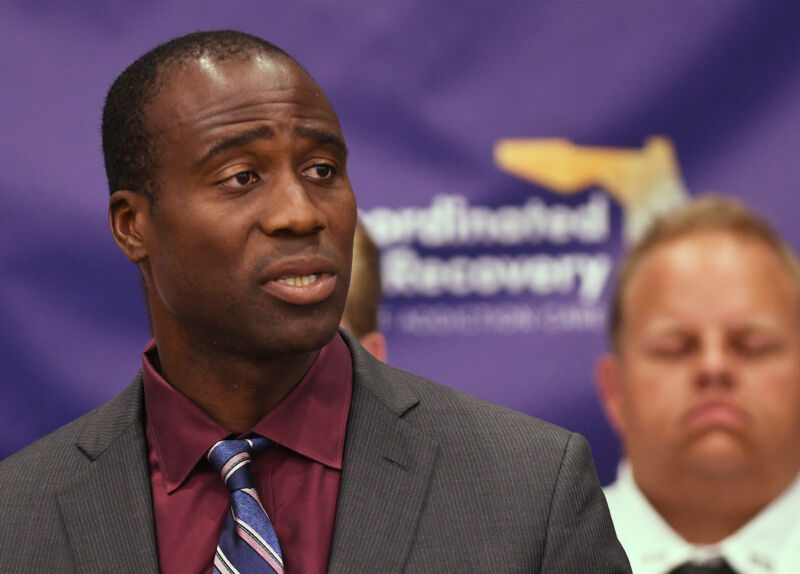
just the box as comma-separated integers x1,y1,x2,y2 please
57,377,160,573
328,333,439,573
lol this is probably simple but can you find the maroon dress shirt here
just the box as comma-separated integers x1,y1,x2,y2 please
141,334,353,574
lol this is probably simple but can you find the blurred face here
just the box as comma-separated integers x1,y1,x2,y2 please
134,54,356,358
598,231,800,483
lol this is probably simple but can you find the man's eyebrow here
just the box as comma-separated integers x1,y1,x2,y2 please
294,125,348,158
198,125,275,165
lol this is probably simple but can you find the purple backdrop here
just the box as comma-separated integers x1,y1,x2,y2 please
3,1,800,484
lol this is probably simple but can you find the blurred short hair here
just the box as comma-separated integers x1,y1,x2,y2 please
608,195,800,350
342,220,382,338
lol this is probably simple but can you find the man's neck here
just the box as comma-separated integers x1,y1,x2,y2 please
153,333,320,433
636,466,796,544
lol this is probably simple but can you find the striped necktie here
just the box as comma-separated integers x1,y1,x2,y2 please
207,437,284,574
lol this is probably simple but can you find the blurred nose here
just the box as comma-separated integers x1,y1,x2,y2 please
696,333,734,389
259,171,325,236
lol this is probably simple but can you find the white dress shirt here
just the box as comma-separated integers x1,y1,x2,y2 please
604,462,800,574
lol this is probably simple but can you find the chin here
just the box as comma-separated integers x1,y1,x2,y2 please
683,438,754,480
261,313,343,355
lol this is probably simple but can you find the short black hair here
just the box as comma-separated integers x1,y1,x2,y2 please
101,30,293,200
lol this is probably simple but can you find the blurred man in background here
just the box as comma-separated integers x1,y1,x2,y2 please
341,220,386,361
596,197,800,573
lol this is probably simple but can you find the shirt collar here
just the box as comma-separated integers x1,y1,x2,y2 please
607,460,800,574
606,461,696,574
142,333,352,493
721,469,800,573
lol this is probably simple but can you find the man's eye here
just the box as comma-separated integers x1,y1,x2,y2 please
303,163,336,181
647,338,695,359
732,335,781,357
225,170,259,187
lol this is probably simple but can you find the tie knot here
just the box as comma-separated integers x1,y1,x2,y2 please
207,437,273,491
669,558,737,574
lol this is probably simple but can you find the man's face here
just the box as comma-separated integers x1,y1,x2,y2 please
135,54,356,358
598,231,800,483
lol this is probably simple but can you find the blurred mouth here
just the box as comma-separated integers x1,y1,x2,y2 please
682,401,747,431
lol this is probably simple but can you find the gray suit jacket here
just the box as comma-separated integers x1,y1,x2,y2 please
0,331,630,572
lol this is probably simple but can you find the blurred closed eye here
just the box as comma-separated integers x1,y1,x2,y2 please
731,331,782,358
646,334,696,359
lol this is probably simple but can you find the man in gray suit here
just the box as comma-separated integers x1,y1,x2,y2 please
0,30,630,573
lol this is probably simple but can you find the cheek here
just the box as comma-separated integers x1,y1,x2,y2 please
620,363,688,428
742,361,800,424
150,214,246,299
331,194,357,229
323,194,357,252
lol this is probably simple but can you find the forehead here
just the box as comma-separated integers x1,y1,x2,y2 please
624,231,800,327
146,53,341,152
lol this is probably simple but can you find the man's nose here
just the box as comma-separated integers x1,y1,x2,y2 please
259,171,325,236
696,334,734,389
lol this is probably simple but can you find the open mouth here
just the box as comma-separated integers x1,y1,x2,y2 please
261,272,336,305
275,273,321,287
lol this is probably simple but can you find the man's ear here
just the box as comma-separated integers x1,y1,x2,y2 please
109,190,151,264
595,354,626,436
358,331,387,363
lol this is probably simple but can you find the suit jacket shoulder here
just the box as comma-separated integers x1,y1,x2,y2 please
0,376,159,573
330,330,631,573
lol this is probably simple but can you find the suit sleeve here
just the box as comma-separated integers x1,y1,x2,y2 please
539,432,632,573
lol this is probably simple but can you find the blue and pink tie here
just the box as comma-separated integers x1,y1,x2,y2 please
207,437,284,574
